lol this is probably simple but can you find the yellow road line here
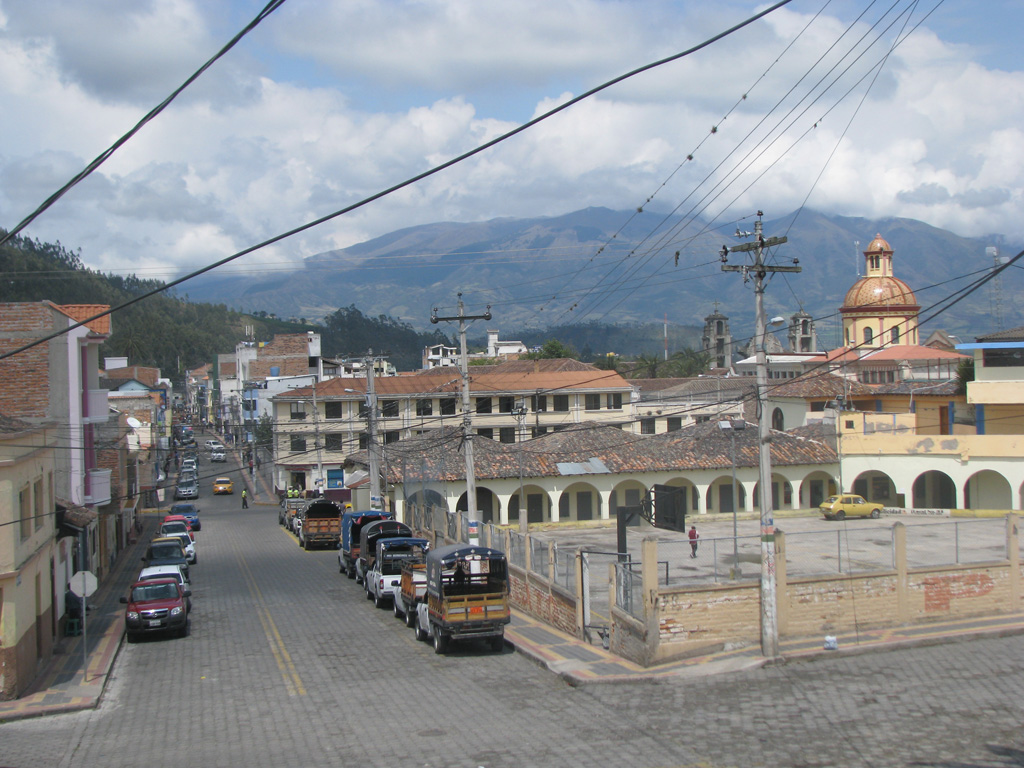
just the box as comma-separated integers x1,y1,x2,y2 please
235,549,306,695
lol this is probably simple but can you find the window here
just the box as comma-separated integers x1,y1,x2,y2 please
289,402,306,420
358,401,369,418
33,479,43,531
498,396,515,413
290,435,307,453
416,399,433,416
476,397,492,414
358,432,369,449
477,428,493,440
553,395,569,412
641,418,656,435
381,400,399,418
499,427,516,443
384,431,400,444
606,393,622,410
440,398,457,415
982,348,1024,368
532,426,548,438
864,327,873,344
325,433,344,451
19,487,30,540
325,401,343,420
585,394,601,411
772,408,784,431
891,326,900,344
531,395,547,412
667,417,682,432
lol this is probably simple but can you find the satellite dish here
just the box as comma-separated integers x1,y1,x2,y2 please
126,417,142,429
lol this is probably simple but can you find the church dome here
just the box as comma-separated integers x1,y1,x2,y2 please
842,275,917,310
865,233,892,254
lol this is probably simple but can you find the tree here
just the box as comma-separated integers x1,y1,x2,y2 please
669,347,711,377
629,353,664,379
523,339,578,360
955,358,974,396
254,413,274,450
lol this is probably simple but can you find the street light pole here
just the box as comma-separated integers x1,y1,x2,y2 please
719,418,746,579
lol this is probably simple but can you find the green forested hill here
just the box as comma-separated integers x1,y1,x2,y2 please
0,234,451,379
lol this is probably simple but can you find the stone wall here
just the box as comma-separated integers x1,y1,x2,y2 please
509,567,577,636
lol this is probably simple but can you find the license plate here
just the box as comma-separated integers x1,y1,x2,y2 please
147,620,162,627
470,606,483,614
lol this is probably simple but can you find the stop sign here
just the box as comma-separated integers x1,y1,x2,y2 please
68,570,97,598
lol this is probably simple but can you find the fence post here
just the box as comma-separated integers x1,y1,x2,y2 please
548,540,555,582
641,536,658,660
775,529,788,635
1007,514,1020,608
894,522,909,622
523,531,531,573
574,549,585,637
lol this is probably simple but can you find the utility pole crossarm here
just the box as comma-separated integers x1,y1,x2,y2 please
430,293,491,530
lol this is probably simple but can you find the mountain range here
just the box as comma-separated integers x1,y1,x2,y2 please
179,207,1023,348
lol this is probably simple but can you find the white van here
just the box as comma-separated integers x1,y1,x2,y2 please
138,564,192,611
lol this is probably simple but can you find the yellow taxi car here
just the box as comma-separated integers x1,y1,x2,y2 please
819,494,882,521
212,477,234,495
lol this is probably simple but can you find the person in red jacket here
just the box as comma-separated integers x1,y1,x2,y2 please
688,525,699,558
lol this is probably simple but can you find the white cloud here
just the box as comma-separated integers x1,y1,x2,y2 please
1,0,1023,288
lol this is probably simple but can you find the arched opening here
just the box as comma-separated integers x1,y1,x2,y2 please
864,327,874,344
771,407,784,431
912,471,956,509
754,474,793,510
556,481,603,522
851,470,898,506
456,487,499,524
510,484,553,524
610,480,647,524
713,474,746,513
964,470,1011,510
800,471,836,508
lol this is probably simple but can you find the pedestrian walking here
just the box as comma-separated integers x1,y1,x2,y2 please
241,489,249,509
248,458,254,476
688,524,699,558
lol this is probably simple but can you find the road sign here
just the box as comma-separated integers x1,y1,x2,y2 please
69,570,97,598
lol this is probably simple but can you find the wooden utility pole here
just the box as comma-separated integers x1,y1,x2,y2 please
431,294,491,529
720,211,800,658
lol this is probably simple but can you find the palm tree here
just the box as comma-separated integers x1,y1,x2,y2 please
669,347,711,378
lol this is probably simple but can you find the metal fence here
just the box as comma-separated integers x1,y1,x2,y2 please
507,530,526,570
615,563,643,620
530,536,549,577
553,546,575,592
653,518,1015,587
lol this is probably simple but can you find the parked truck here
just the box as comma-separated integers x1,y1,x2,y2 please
365,537,430,609
394,560,428,626
279,496,304,527
413,543,510,654
356,519,412,584
339,511,393,579
298,499,344,550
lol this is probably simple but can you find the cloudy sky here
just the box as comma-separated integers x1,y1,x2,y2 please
1,0,1022,284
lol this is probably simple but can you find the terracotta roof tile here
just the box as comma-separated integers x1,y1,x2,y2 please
53,304,111,335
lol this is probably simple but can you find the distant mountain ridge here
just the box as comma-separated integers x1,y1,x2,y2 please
180,207,1022,344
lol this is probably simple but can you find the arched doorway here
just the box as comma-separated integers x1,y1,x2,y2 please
772,408,784,431
556,482,602,522
754,474,794,510
964,470,1011,510
800,471,835,509
456,487,499,524
610,480,647,524
912,471,956,509
851,470,898,506
510,484,553,524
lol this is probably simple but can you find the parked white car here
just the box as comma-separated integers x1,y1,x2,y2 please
204,439,225,451
210,449,226,462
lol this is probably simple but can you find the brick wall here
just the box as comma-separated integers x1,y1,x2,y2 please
0,303,56,418
508,567,577,635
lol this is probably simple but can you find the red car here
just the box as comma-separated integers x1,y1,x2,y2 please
161,515,195,542
120,577,191,642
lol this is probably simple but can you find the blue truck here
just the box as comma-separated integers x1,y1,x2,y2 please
338,510,392,579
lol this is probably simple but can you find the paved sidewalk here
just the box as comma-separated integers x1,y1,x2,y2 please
0,514,159,723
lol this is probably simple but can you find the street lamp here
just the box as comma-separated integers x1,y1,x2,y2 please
512,404,528,532
718,418,746,579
